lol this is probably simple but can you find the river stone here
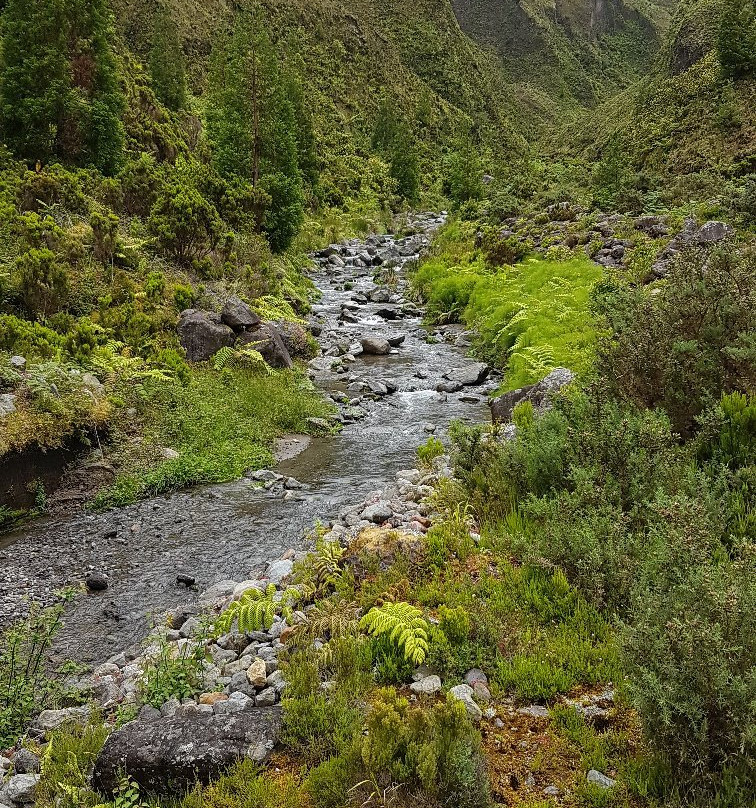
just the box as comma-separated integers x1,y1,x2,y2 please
199,580,237,605
247,658,268,688
33,706,91,734
255,687,276,707
360,337,391,356
410,675,442,695
387,334,406,347
362,501,393,524
92,708,282,795
85,570,109,591
1,774,39,804
444,362,490,387
221,297,260,330
178,310,235,363
266,559,293,584
436,381,463,394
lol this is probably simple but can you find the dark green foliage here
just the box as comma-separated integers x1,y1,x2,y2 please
594,247,756,435
624,535,756,790
442,139,484,205
148,183,222,264
17,248,69,320
149,8,187,111
207,12,303,252
372,94,400,153
717,0,756,78
389,129,421,204
0,0,124,173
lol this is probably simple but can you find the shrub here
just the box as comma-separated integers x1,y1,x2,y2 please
594,247,756,435
149,185,222,264
480,230,530,266
623,543,756,793
416,436,444,467
139,632,208,709
17,248,69,320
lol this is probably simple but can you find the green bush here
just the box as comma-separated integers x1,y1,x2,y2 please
17,248,69,320
149,184,222,264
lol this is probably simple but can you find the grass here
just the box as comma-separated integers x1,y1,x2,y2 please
91,367,336,508
412,221,603,390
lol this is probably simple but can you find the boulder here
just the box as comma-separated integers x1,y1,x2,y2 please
449,684,482,721
362,501,393,524
489,367,574,423
92,708,282,796
33,706,91,734
360,338,391,356
221,297,261,330
239,323,293,369
0,774,39,804
266,559,293,584
273,321,316,359
410,675,442,695
444,362,490,387
11,749,39,775
178,311,235,363
587,770,616,789
85,571,109,592
9,356,26,371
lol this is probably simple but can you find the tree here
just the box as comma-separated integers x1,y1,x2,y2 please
0,0,125,173
372,94,399,153
149,8,187,111
207,12,303,252
717,0,756,78
283,67,319,189
389,129,420,204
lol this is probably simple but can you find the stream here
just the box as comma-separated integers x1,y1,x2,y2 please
0,212,494,667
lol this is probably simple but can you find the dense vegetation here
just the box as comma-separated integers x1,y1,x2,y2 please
0,0,754,806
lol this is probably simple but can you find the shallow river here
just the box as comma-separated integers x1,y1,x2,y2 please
0,213,493,666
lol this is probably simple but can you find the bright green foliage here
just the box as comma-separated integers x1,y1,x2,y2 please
717,0,756,78
207,12,303,252
442,138,485,205
417,436,445,467
359,602,430,665
0,0,124,172
139,633,207,708
360,688,491,808
0,599,70,747
215,583,299,634
211,346,272,375
36,723,110,808
180,761,301,808
149,9,187,111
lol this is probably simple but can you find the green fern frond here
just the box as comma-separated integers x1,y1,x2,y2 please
290,597,361,645
215,584,300,635
359,602,429,665
313,540,345,590
212,346,236,371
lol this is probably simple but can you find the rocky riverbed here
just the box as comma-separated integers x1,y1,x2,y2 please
0,212,494,666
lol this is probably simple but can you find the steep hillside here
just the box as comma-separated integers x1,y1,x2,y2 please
449,0,672,108
554,0,756,197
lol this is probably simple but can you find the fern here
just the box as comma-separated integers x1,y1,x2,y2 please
313,540,345,591
215,584,299,634
289,597,361,645
359,602,429,665
211,346,272,374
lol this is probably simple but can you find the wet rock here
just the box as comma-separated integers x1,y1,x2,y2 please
444,363,490,387
221,297,261,330
360,337,391,356
375,307,401,320
387,334,406,347
85,571,109,591
178,311,235,362
176,574,196,587
92,708,282,795
436,381,463,394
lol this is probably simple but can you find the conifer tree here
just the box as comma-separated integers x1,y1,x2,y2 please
207,12,303,252
717,0,756,78
149,8,187,111
0,0,124,173
283,68,319,189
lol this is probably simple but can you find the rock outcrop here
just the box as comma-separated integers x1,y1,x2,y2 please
489,367,575,423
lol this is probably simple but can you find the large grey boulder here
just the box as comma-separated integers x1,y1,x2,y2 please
178,310,235,363
0,394,17,418
360,337,391,356
0,774,39,804
221,297,261,330
92,708,282,796
239,323,293,369
489,367,574,423
444,362,490,387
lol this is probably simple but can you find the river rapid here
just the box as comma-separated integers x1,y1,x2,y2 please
0,212,495,667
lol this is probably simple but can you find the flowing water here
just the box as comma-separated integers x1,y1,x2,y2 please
0,213,493,666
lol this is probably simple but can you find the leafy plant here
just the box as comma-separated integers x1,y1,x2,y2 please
359,602,430,666
212,346,272,375
215,583,299,634
417,436,445,467
138,632,208,709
